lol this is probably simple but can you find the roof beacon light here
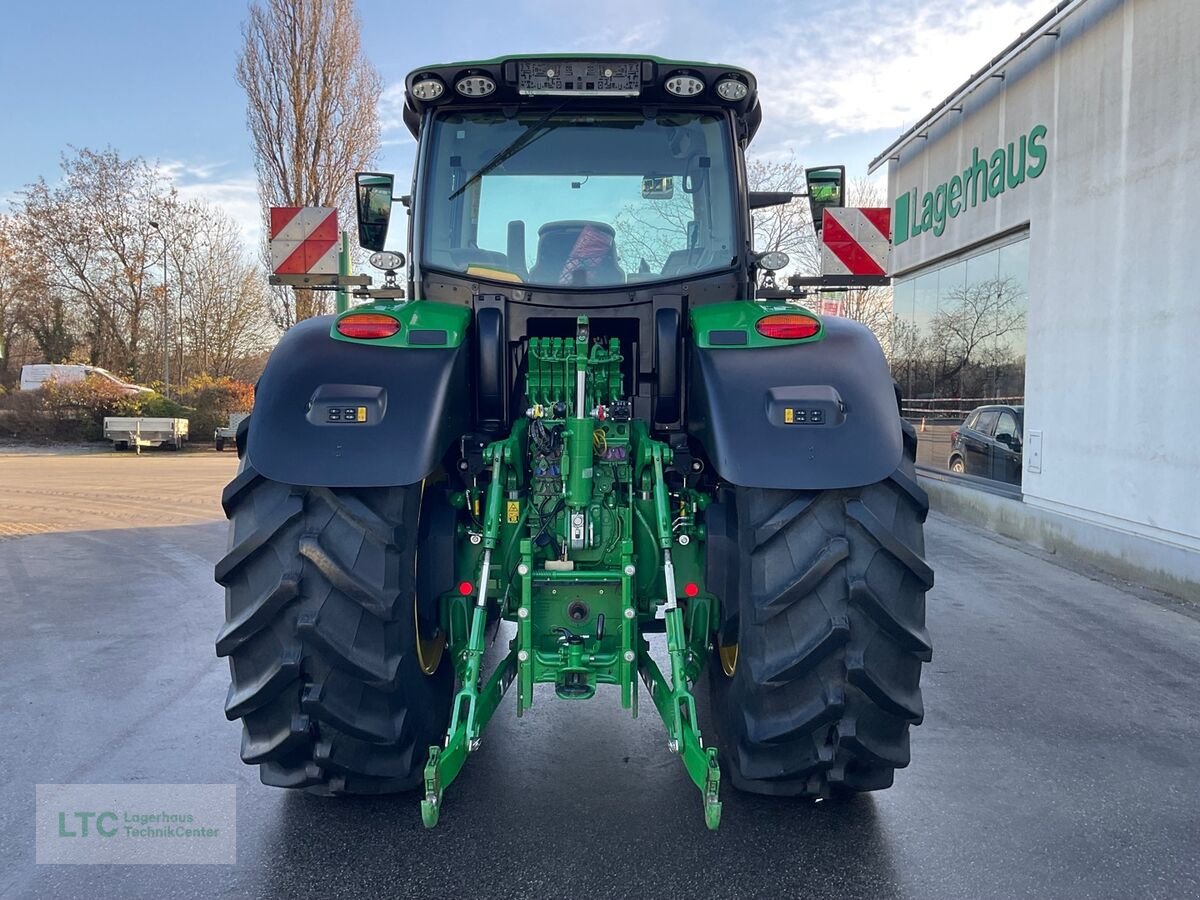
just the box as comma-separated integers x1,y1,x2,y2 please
664,73,705,97
411,77,445,101
755,313,821,340
455,75,496,97
715,78,749,101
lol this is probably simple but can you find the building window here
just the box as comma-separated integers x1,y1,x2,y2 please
892,234,1029,488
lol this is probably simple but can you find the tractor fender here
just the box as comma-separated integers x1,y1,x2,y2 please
245,316,469,488
688,316,903,490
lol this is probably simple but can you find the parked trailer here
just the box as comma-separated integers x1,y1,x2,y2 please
103,417,189,451
213,412,249,452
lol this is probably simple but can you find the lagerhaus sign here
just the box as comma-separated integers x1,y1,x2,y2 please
893,124,1048,245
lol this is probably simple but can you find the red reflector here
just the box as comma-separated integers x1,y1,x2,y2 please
458,581,473,596
336,313,400,339
684,582,699,598
755,313,820,340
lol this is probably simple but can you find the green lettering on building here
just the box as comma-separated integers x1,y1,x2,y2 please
893,124,1048,245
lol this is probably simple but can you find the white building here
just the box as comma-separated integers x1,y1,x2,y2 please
870,0,1199,595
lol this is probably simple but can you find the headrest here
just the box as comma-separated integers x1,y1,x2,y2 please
538,220,616,237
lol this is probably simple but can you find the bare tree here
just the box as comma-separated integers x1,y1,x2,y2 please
166,201,278,379
612,192,697,274
0,216,22,384
746,154,817,274
611,154,817,280
236,0,382,323
928,277,1026,398
19,148,170,379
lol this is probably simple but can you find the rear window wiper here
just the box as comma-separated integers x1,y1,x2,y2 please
449,104,564,200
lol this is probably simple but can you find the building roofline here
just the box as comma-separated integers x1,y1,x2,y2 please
868,0,1089,174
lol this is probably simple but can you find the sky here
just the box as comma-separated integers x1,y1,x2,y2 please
0,0,1049,251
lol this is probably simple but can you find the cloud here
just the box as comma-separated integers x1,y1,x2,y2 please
379,82,409,135
737,0,1047,147
567,16,670,53
370,0,1048,177
156,159,263,247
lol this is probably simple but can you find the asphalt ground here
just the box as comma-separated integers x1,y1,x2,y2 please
1,449,1198,899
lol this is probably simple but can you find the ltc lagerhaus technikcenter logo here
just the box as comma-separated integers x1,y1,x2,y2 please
35,784,236,864
893,124,1048,245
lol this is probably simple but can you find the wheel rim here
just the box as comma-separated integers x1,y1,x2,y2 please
413,597,446,675
413,480,446,675
951,459,964,473
718,641,738,677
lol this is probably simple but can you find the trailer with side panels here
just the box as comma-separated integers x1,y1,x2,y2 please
104,417,188,451
214,413,249,452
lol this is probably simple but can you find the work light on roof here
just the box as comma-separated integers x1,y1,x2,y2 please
715,78,748,101
411,77,445,101
664,73,705,97
455,75,496,97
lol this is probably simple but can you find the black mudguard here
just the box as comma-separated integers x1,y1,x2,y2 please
688,316,903,490
245,316,469,488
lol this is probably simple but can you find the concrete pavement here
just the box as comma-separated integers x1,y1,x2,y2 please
0,452,1197,898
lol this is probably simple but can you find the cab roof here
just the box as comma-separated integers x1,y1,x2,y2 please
400,54,761,142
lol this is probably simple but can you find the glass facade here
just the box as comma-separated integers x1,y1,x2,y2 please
891,234,1029,487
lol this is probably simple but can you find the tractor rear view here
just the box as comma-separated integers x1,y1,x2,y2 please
215,56,932,829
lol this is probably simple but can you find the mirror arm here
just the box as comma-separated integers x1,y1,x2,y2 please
748,191,797,210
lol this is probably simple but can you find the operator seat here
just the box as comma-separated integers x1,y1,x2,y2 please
529,221,624,286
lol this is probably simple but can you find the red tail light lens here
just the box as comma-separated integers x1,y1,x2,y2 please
951,430,959,443
336,313,400,339
755,313,821,340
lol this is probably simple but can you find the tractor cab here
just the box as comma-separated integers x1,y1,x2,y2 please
352,55,848,433
358,57,773,303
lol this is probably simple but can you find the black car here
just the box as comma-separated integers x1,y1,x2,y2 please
948,404,1024,484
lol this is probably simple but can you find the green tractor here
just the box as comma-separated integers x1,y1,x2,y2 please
215,56,932,830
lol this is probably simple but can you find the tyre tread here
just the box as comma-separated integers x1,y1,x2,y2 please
216,462,451,795
711,448,932,799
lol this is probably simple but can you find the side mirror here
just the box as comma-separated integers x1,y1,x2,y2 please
804,165,845,234
995,433,1014,447
356,172,394,252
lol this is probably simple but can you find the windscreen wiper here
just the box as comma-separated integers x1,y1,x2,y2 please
449,104,564,200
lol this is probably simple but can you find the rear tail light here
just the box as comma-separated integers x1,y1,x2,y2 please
336,313,400,339
755,313,821,340
951,430,959,443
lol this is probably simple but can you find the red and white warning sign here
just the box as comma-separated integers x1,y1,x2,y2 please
820,207,891,277
269,207,339,276
817,296,845,317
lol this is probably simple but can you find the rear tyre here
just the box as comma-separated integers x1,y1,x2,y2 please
215,461,453,794
949,455,965,474
709,424,933,797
